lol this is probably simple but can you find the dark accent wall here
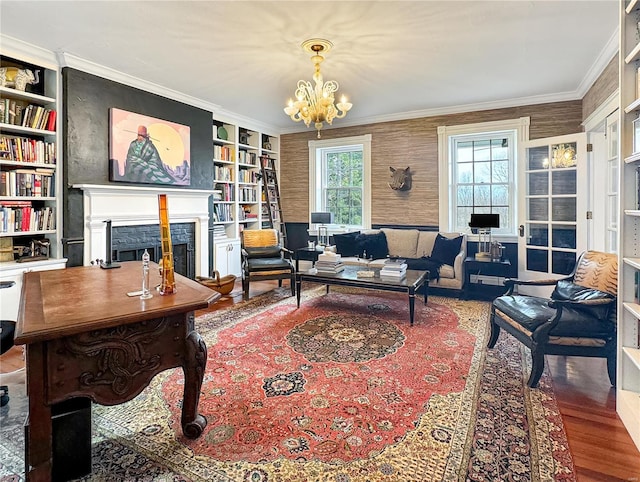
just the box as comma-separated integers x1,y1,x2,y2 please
61,68,212,266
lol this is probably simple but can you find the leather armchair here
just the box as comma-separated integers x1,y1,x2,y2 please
241,229,295,300
488,251,618,388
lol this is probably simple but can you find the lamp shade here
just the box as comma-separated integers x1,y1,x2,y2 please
311,212,333,224
469,214,500,228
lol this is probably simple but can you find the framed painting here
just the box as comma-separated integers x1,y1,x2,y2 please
109,108,191,186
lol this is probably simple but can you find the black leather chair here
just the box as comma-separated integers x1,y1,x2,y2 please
241,229,295,300
488,251,618,388
1,280,17,406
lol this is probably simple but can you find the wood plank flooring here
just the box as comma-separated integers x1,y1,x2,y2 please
2,280,639,480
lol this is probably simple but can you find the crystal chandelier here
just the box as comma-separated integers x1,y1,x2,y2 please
284,39,352,138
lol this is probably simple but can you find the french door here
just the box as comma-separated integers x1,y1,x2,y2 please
517,133,587,296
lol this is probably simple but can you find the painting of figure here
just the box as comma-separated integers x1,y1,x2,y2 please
109,108,191,186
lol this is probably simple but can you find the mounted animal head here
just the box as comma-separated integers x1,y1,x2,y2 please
388,166,412,191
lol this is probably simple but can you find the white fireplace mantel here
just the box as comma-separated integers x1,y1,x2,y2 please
73,184,213,276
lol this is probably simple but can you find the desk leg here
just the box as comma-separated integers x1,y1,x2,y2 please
25,343,53,482
296,277,302,307
181,328,208,439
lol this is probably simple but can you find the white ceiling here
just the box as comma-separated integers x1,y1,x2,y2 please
0,1,619,133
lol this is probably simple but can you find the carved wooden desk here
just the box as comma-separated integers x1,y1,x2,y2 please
14,262,220,482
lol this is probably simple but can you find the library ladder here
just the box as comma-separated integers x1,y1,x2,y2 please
259,155,287,247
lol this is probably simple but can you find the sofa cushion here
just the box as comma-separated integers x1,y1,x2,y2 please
244,246,282,259
333,231,361,257
356,231,389,260
381,228,419,258
430,233,463,267
551,280,615,321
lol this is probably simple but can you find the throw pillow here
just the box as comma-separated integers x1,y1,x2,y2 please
430,234,463,267
333,231,361,257
355,232,389,260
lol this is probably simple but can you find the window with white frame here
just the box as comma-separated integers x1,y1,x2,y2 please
309,134,371,231
438,117,530,236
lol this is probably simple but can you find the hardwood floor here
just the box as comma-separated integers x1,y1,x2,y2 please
2,280,639,480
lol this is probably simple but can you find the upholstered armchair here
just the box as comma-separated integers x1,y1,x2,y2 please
241,229,295,300
488,251,618,388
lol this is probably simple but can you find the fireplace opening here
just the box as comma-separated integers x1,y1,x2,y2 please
111,223,195,279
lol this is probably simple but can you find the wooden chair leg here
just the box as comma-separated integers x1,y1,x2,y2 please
487,309,501,349
607,351,617,387
528,344,545,388
290,274,295,296
242,277,250,300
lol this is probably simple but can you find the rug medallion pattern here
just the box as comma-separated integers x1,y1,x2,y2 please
0,286,575,481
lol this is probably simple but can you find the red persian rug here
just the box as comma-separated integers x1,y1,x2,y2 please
0,286,576,481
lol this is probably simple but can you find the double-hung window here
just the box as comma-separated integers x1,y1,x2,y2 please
309,134,371,231
438,117,530,237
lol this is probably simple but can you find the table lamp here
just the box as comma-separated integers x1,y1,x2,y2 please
469,214,500,261
311,212,333,247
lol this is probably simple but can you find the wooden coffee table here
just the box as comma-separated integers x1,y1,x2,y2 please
296,266,429,325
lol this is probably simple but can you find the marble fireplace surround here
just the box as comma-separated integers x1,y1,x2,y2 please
73,184,211,276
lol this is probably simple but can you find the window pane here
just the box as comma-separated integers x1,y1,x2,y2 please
552,170,576,195
474,161,491,183
527,248,548,272
491,138,509,160
474,185,491,206
527,146,549,170
457,163,473,183
551,143,577,169
457,141,473,162
552,198,576,222
552,251,576,275
474,140,491,161
457,185,473,206
528,198,548,221
528,172,548,195
492,160,509,183
552,224,576,249
528,225,548,247
491,185,508,205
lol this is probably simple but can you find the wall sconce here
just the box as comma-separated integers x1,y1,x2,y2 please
311,212,333,246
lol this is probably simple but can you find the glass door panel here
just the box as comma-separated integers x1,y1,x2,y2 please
519,133,587,295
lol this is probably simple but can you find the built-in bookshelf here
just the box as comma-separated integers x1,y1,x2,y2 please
0,49,66,320
618,0,640,451
210,115,279,276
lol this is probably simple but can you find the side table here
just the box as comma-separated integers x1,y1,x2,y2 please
463,257,512,300
295,247,323,271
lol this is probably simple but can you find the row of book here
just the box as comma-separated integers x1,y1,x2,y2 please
213,203,234,223
1,169,55,197
0,135,56,164
239,186,258,203
214,145,234,162
237,169,258,184
380,259,408,278
0,202,55,233
238,150,257,165
0,99,56,131
214,183,234,202
213,165,233,182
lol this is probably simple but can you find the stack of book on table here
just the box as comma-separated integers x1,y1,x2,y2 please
380,258,407,279
315,251,344,273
